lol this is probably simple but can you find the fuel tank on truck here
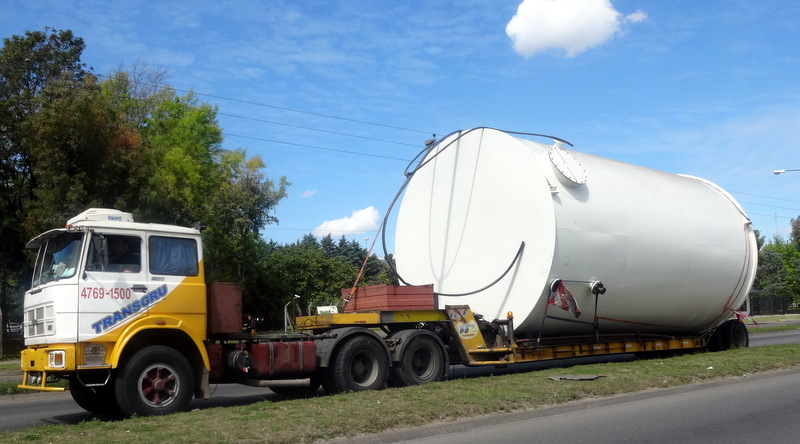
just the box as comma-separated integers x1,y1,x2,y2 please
393,127,757,338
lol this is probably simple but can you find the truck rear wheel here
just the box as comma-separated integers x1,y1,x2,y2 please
69,380,120,415
323,335,388,393
389,334,447,387
115,345,194,416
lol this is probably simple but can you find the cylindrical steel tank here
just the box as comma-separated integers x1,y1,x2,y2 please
394,128,757,338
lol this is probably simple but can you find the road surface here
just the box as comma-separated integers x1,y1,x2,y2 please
337,367,800,444
0,327,798,433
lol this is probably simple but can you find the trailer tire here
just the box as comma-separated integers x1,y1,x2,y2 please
709,319,749,351
389,334,447,387
69,380,121,415
726,320,749,349
115,345,195,416
323,335,388,393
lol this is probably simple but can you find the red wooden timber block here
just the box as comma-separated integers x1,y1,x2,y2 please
342,284,435,312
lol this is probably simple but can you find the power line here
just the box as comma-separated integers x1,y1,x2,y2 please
748,211,797,219
223,132,413,162
96,72,436,145
217,112,422,148
738,201,800,212
731,190,800,204
184,89,434,136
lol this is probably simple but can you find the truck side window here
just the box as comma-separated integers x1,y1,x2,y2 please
105,235,142,273
149,236,198,276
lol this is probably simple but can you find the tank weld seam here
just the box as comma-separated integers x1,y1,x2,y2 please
594,315,675,329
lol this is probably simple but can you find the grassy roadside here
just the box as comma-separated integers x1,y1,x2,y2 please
747,314,800,333
1,343,799,444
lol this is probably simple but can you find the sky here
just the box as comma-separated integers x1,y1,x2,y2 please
2,0,799,253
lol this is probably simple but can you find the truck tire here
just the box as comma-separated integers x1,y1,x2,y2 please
69,380,121,415
709,319,749,351
115,345,194,416
389,334,447,387
322,335,388,393
726,320,749,348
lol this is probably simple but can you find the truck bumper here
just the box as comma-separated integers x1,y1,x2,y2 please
18,344,77,391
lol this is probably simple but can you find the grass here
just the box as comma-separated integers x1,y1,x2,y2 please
751,314,800,323
1,344,799,444
0,379,68,395
747,314,800,333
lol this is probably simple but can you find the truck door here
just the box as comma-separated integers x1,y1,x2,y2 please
144,234,206,327
79,232,148,341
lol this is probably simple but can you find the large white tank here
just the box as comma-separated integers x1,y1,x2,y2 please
394,128,757,338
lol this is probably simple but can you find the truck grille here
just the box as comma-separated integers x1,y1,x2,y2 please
25,304,55,337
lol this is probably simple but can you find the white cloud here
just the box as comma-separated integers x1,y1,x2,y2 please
506,0,647,58
301,190,317,198
312,206,379,236
625,9,648,24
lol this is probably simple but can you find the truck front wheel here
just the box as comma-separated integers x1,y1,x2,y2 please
115,345,195,416
323,335,388,393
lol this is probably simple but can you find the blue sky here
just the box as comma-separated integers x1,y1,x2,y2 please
2,0,799,251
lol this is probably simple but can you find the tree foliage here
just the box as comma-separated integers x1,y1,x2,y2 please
254,236,394,329
0,28,295,331
755,234,800,314
0,28,397,336
0,28,89,333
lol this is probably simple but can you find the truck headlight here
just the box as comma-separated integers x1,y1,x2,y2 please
48,350,66,369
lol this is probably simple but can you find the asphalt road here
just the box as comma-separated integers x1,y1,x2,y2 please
0,383,283,431
339,367,800,444
0,327,798,434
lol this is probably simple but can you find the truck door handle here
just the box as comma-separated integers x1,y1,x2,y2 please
131,285,148,293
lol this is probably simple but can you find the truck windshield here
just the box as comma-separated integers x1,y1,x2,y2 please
31,232,84,287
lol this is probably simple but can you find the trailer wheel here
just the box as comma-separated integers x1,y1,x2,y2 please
115,345,195,416
709,319,749,351
69,380,121,415
323,335,388,393
389,334,447,387
726,320,749,348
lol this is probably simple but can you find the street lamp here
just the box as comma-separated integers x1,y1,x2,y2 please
774,169,800,175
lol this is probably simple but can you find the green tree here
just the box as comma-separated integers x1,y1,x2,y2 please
98,64,291,315
753,228,765,251
202,149,288,285
137,90,222,225
24,74,144,233
0,30,291,336
258,243,357,328
755,236,800,314
791,218,800,252
0,28,89,336
101,61,172,128
253,233,396,329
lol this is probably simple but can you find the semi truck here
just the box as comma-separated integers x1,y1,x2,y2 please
19,127,756,416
